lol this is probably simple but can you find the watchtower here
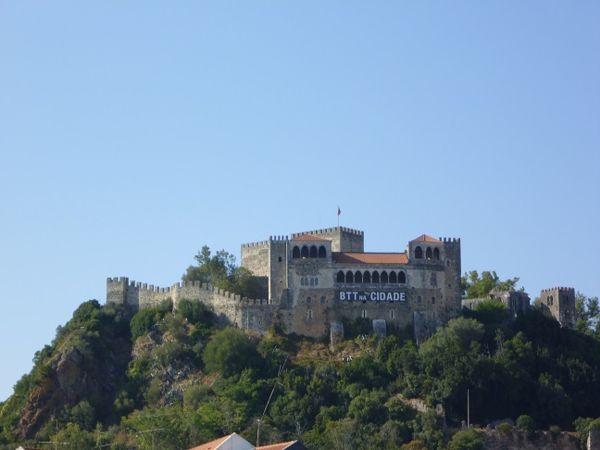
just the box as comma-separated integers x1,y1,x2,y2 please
539,287,576,328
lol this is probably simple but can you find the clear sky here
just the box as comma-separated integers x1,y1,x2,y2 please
1,1,599,400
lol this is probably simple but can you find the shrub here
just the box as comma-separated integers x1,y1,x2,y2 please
400,440,428,450
176,299,214,327
549,424,561,435
516,415,535,433
448,429,484,450
202,327,263,377
497,422,512,434
130,300,172,340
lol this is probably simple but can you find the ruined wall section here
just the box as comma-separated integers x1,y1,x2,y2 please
106,277,273,334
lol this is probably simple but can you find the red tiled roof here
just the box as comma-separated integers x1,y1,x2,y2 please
257,441,298,450
332,252,408,265
291,234,328,241
188,434,231,450
411,234,440,243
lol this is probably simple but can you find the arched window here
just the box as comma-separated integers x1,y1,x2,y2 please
363,271,371,283
431,297,435,304
372,271,380,283
336,271,345,283
426,247,432,260
346,270,354,283
309,245,318,258
398,271,406,283
433,248,440,260
355,271,363,283
307,297,312,304
301,246,309,258
318,245,326,258
389,271,397,283
292,246,300,258
381,271,388,283
415,246,423,259
300,277,305,286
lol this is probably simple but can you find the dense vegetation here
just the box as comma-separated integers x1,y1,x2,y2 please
1,252,599,449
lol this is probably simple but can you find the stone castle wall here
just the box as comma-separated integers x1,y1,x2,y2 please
106,277,273,333
291,227,364,252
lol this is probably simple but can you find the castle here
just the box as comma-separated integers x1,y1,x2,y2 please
107,227,461,339
106,226,576,339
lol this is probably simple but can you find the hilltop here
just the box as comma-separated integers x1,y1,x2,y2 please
1,248,600,450
1,293,600,449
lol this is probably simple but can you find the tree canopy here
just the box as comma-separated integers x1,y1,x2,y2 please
182,245,266,299
461,271,520,299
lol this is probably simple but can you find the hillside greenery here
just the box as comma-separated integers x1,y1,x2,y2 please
1,251,600,449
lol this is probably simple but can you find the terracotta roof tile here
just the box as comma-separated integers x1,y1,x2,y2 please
291,234,328,241
188,434,231,450
332,252,408,265
256,441,298,450
411,234,440,243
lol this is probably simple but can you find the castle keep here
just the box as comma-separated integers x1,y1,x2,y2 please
107,226,462,339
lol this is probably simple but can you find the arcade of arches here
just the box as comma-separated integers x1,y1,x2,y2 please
292,245,327,259
336,269,406,284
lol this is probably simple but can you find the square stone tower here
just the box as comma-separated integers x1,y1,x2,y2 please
539,287,576,328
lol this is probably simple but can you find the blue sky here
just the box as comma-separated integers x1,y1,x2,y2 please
1,2,599,400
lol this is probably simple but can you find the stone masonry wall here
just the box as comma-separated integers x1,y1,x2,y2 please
106,277,273,334
291,227,364,252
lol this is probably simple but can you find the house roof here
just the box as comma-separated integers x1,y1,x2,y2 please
188,435,231,450
188,433,253,450
411,234,440,243
291,234,328,241
332,252,408,265
257,441,304,450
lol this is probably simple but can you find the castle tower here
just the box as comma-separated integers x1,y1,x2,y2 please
241,236,288,305
539,287,576,328
291,227,364,252
441,237,462,319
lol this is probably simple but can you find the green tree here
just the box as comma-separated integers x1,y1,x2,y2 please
203,327,263,377
348,390,387,425
575,292,600,334
461,271,519,299
182,246,266,298
448,429,484,450
50,423,95,450
130,299,173,340
183,246,235,285
516,414,535,433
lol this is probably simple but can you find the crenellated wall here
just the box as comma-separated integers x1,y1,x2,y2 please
291,227,364,252
106,277,273,333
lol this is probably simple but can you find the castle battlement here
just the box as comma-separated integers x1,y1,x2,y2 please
107,276,268,308
241,240,270,248
291,226,364,238
541,287,575,294
439,237,461,243
269,235,288,241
